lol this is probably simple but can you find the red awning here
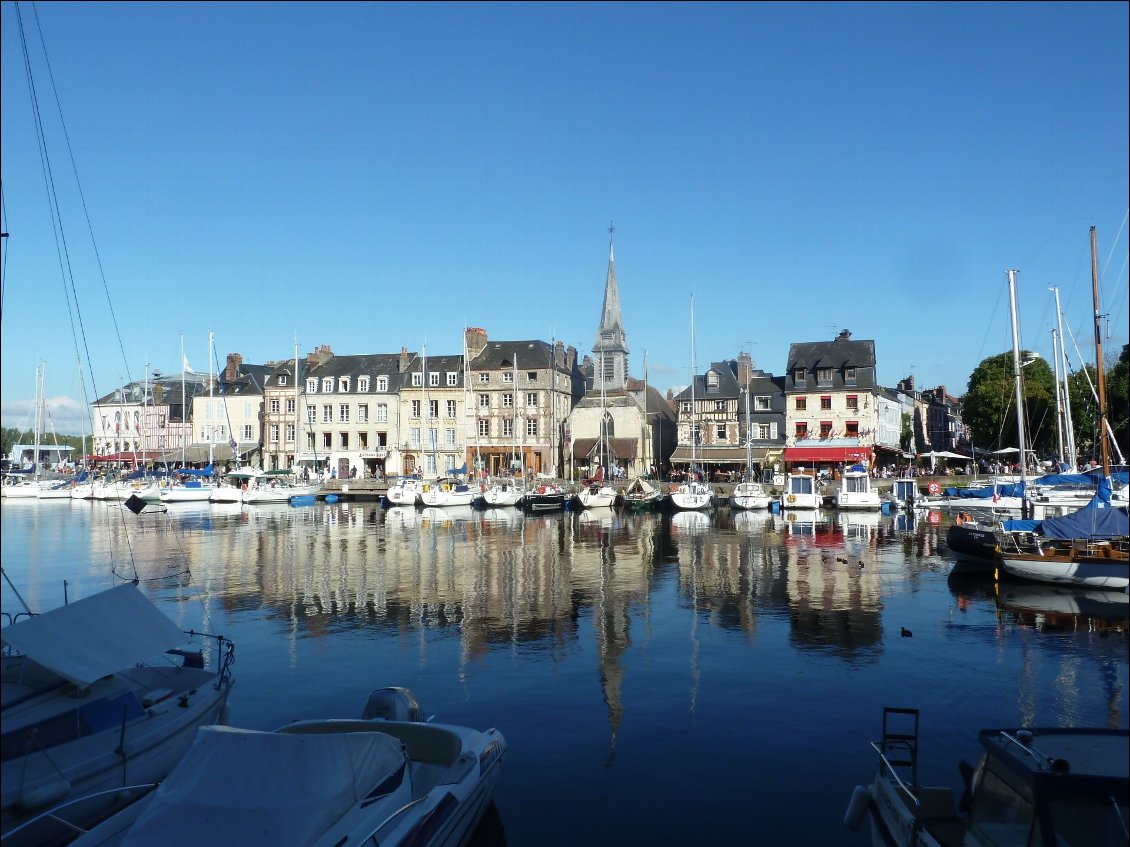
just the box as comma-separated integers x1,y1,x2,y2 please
784,446,872,464
88,451,166,463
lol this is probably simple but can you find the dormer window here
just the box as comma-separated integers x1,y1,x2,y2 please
322,377,333,393
278,375,288,387
447,372,458,386
844,367,857,385
706,371,719,389
429,372,440,387
307,378,318,393
817,368,833,385
411,373,422,387
339,377,350,393
376,376,388,392
795,368,807,383
358,376,370,392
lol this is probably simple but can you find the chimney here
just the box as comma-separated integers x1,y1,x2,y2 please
399,346,410,372
554,339,565,368
566,345,577,370
737,351,753,387
465,327,488,360
225,353,242,383
306,344,333,366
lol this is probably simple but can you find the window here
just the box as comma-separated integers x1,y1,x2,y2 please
425,455,437,476
478,373,489,383
322,377,333,393
503,394,513,408
795,422,808,438
527,371,536,382
339,404,349,422
286,424,295,443
757,423,770,440
526,392,537,408
286,398,295,414
339,377,350,393
503,372,514,383
820,421,833,438
706,371,719,388
716,424,726,440
714,400,725,411
428,428,437,450
307,433,314,449
358,376,369,392
340,432,349,448
844,367,857,385
794,368,807,383
376,376,388,392
358,404,368,422
447,372,458,386
503,419,513,437
445,428,456,448
409,428,421,447
795,397,807,411
755,396,771,411
526,418,538,438
322,432,332,449
846,395,859,410
359,432,368,448
690,424,701,445
429,372,439,387
322,404,332,423
270,398,280,414
279,375,287,387
307,378,317,393
307,407,316,424
411,373,422,387
411,400,421,418
845,421,860,437
376,403,387,422
478,419,490,437
242,424,253,440
479,394,490,409
446,400,457,418
820,396,832,410
429,400,438,419
269,424,279,443
817,368,832,385
682,402,692,414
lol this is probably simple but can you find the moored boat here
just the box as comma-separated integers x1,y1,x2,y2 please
835,464,881,510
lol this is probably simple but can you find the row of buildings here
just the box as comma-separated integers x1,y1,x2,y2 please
89,241,965,479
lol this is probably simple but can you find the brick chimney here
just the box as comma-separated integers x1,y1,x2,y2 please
465,327,488,360
306,344,333,366
737,351,753,387
225,353,242,383
554,340,565,368
399,346,411,372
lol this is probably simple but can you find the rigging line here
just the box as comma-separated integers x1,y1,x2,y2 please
1,179,8,323
1100,209,1128,281
28,1,126,403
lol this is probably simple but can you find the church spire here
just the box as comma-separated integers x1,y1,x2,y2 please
593,224,629,392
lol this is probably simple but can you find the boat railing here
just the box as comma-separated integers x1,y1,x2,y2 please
994,730,1065,773
3,782,159,841
871,740,927,814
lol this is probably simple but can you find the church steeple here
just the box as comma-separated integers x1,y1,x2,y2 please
593,225,630,392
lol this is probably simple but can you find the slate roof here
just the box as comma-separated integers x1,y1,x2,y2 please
785,337,877,392
470,340,556,371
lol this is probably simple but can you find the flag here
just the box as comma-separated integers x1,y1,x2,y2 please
182,356,194,374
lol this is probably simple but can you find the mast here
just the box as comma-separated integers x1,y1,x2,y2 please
180,332,186,468
550,334,557,478
294,341,300,472
643,348,650,478
33,364,42,481
1050,287,1077,470
208,330,215,467
744,363,753,481
514,353,522,477
1090,226,1111,478
599,349,607,480
423,343,436,479
689,294,698,479
1006,270,1030,517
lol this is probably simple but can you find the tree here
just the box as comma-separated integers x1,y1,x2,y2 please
1101,344,1128,462
962,351,1057,457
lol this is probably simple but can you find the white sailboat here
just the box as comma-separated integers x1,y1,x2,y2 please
730,368,771,511
482,355,527,507
668,296,713,512
576,350,618,510
161,333,216,504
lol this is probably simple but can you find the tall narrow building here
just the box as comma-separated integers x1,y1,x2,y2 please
592,236,629,392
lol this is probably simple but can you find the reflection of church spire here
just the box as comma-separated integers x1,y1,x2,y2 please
595,531,627,765
593,224,630,393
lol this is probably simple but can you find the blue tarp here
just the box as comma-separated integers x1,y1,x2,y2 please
179,464,214,477
947,482,1027,499
1003,478,1129,539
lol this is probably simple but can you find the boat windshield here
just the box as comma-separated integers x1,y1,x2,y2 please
791,477,813,494
845,476,869,493
967,768,1036,845
1043,794,1130,846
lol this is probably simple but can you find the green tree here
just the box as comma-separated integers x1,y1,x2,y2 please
962,351,1057,457
1106,344,1129,462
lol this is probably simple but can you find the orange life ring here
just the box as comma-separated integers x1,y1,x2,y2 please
669,484,678,493
927,482,941,495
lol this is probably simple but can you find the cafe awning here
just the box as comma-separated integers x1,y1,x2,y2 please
669,446,772,463
784,445,872,464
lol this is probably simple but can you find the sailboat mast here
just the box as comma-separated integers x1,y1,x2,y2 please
1090,226,1111,478
1006,270,1030,516
1051,286,1078,469
208,330,215,466
745,366,752,480
180,333,186,467
599,349,607,478
689,295,697,476
294,342,300,472
33,364,42,480
514,353,522,476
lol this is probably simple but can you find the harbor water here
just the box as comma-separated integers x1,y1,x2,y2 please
2,499,1127,845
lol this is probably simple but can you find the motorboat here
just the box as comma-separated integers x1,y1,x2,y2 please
834,464,881,510
55,687,506,847
0,583,235,844
242,470,317,504
886,478,920,510
210,468,259,504
781,471,821,509
520,481,568,513
419,477,476,508
385,476,423,507
845,706,1129,847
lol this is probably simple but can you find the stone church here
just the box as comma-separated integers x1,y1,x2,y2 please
564,236,677,481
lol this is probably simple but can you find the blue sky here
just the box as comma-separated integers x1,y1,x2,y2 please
2,1,1128,437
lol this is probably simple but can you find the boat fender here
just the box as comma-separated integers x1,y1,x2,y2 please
19,780,71,812
787,494,797,503
843,784,871,831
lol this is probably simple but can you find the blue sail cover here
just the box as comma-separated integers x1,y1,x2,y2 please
946,482,1026,499
1003,478,1129,539
180,463,215,477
